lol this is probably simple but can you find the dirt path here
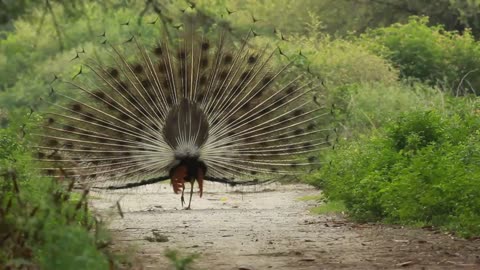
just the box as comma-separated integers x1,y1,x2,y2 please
91,183,480,270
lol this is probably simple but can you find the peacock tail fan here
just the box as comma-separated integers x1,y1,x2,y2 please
31,13,335,206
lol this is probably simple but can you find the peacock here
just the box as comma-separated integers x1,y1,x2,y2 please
34,14,333,209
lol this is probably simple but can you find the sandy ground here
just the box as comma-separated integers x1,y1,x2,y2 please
91,183,480,270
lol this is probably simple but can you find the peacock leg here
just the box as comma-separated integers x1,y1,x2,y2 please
181,187,185,207
186,181,194,210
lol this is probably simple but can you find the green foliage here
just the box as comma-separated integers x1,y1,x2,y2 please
165,249,198,270
0,0,99,26
297,194,324,202
0,0,402,119
0,117,114,269
361,16,480,95
35,226,109,270
0,1,157,111
310,200,346,215
288,32,398,88
387,111,444,151
328,0,480,37
298,193,346,215
310,106,480,237
195,0,480,38
330,82,446,137
192,6,399,89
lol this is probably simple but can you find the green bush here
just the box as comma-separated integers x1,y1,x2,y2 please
165,249,198,270
309,106,480,237
361,16,480,95
0,115,114,269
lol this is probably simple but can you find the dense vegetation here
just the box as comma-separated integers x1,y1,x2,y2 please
0,116,120,269
310,108,480,237
1,0,480,268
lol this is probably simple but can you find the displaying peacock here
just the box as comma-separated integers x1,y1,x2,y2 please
34,14,333,209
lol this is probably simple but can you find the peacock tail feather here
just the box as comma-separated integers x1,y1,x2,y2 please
33,14,334,205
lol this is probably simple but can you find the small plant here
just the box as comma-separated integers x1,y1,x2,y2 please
310,200,346,215
165,249,199,270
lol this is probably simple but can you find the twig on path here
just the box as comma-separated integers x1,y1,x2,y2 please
395,261,414,267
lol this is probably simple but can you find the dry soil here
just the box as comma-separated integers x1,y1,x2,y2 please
91,183,480,270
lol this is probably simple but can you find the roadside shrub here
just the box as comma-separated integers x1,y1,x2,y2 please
0,116,113,269
361,16,480,95
309,106,480,237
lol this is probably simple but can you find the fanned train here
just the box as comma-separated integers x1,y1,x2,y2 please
34,18,332,208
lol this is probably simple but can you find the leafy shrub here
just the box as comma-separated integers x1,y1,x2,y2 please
0,116,114,269
309,106,480,237
386,110,444,151
165,249,198,270
361,16,480,95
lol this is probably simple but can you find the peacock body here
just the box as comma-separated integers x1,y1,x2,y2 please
35,15,332,208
